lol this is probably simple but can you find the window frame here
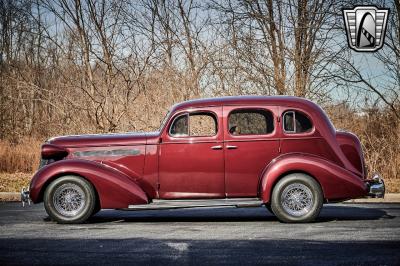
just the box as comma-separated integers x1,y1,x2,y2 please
168,111,218,138
227,108,275,137
282,109,314,134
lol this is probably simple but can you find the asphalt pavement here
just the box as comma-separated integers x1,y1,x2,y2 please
0,202,399,265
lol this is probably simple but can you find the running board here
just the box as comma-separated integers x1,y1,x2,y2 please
127,198,263,210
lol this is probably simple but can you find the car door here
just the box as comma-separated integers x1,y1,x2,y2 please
158,107,225,199
223,105,280,197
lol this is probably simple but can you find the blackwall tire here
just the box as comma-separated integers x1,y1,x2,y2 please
271,173,323,223
44,175,96,224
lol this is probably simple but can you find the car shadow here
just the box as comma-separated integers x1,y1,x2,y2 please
317,204,395,222
80,204,394,224
86,207,278,224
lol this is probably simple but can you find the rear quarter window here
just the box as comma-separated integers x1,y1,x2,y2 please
283,110,313,133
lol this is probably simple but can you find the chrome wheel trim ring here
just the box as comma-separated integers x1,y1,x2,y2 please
281,183,314,217
53,183,86,217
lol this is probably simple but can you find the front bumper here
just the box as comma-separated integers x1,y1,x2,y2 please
366,173,385,198
21,187,31,206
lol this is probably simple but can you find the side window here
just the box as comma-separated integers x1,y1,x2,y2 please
189,113,217,137
228,109,274,135
283,110,313,133
169,113,217,137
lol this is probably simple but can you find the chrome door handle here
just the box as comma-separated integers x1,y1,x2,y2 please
226,145,238,149
211,145,223,150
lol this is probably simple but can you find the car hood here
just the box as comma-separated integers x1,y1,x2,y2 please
48,131,160,147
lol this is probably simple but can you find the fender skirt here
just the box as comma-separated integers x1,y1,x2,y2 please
259,153,368,203
29,159,148,209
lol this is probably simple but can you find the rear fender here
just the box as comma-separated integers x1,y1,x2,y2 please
29,159,148,209
259,153,367,203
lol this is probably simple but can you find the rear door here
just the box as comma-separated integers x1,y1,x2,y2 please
223,106,280,197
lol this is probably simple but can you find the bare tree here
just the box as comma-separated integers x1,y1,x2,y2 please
290,0,335,97
210,0,337,98
40,0,157,132
327,0,400,120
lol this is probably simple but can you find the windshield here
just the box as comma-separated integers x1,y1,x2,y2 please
158,109,171,131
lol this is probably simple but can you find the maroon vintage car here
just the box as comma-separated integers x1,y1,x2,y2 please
21,96,384,223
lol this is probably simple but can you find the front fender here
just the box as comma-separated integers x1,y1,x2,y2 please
259,153,368,203
29,159,148,209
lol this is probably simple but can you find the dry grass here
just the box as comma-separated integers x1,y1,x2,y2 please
327,105,400,186
385,179,400,193
0,172,32,192
0,138,41,173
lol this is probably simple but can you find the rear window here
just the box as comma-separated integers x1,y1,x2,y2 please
228,109,274,135
283,111,312,133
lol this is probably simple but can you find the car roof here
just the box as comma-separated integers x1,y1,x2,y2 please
171,95,318,112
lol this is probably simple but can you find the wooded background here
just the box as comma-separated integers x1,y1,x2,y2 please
0,0,399,191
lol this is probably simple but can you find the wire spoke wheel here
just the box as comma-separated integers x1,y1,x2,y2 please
271,174,323,223
53,183,86,217
45,175,96,223
281,183,313,217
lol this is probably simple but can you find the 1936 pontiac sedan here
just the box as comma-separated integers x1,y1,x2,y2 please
21,96,385,223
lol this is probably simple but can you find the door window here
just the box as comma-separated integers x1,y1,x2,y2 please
228,109,274,135
169,113,217,137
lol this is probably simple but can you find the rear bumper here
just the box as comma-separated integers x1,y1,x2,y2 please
366,173,385,198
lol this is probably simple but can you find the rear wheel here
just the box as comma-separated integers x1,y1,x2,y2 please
271,173,323,223
44,175,96,224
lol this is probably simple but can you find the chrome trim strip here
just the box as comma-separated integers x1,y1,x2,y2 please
73,149,141,158
367,173,385,198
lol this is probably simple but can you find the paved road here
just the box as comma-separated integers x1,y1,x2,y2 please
0,202,399,265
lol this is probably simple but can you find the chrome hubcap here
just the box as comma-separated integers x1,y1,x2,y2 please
281,183,313,217
53,183,86,217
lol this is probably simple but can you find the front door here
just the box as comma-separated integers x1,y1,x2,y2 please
223,106,280,197
159,107,225,199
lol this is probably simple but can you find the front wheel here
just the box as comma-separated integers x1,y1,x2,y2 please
271,173,323,223
44,175,96,224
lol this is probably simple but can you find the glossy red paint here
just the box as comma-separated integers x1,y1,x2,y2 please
259,153,367,203
49,132,148,147
142,144,160,199
223,105,280,197
29,159,148,208
159,106,225,199
41,144,68,159
336,131,365,176
29,96,370,209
